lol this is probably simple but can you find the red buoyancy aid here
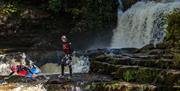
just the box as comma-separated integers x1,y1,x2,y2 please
18,70,28,76
16,65,28,76
62,42,72,54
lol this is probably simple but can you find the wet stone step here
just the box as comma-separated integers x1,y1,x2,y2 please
90,61,180,85
0,73,113,84
93,56,179,69
82,82,180,91
162,54,174,59
1,81,178,91
46,81,157,91
132,55,161,59
147,49,166,55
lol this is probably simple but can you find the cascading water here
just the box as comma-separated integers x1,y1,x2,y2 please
72,56,90,73
0,53,35,75
0,62,11,75
0,52,90,91
41,55,90,74
0,83,46,91
0,54,17,75
111,0,180,48
0,52,90,74
0,53,46,91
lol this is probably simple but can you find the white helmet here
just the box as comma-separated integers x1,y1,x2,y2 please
61,35,67,39
61,35,68,42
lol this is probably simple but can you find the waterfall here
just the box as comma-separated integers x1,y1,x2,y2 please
111,1,180,48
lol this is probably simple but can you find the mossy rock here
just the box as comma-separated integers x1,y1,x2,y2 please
90,61,118,75
165,11,180,49
92,56,179,69
85,81,156,91
90,61,180,85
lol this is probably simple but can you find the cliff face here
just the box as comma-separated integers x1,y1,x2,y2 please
0,0,118,50
0,0,179,51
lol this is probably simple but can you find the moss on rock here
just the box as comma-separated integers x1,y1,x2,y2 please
85,81,156,91
166,12,180,42
90,60,180,85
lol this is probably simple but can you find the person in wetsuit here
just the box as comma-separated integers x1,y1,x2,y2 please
8,64,37,79
58,35,73,78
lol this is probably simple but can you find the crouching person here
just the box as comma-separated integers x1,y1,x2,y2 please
7,64,40,81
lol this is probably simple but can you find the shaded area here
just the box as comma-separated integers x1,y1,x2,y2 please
0,0,118,50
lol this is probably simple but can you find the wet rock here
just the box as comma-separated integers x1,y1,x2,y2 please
162,54,174,59
0,83,46,91
121,0,139,11
47,78,71,84
139,44,156,52
120,48,139,54
92,55,179,69
148,49,165,55
133,54,161,59
86,81,156,91
85,49,106,58
90,60,180,85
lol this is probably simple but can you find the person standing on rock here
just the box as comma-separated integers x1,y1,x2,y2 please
58,35,73,78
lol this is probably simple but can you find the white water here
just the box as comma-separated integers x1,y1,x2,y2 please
0,62,11,75
0,53,33,75
72,56,90,73
0,54,14,75
111,1,180,48
0,83,46,91
0,52,89,91
41,55,90,74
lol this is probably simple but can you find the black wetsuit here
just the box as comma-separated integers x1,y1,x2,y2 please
61,41,72,77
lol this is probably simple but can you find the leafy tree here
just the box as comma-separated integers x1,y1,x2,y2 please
48,0,62,13
0,4,17,16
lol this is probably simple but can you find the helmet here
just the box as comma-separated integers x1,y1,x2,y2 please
61,35,67,42
61,35,67,39
11,65,17,72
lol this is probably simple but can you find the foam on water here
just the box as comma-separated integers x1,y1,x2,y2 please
0,83,46,91
40,55,90,74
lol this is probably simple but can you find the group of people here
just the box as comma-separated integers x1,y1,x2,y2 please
5,35,73,80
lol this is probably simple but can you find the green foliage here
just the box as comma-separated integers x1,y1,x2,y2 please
165,11,180,41
0,4,17,15
65,8,82,16
123,70,134,82
173,53,180,66
122,69,160,83
134,69,157,83
48,0,62,13
71,0,117,33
